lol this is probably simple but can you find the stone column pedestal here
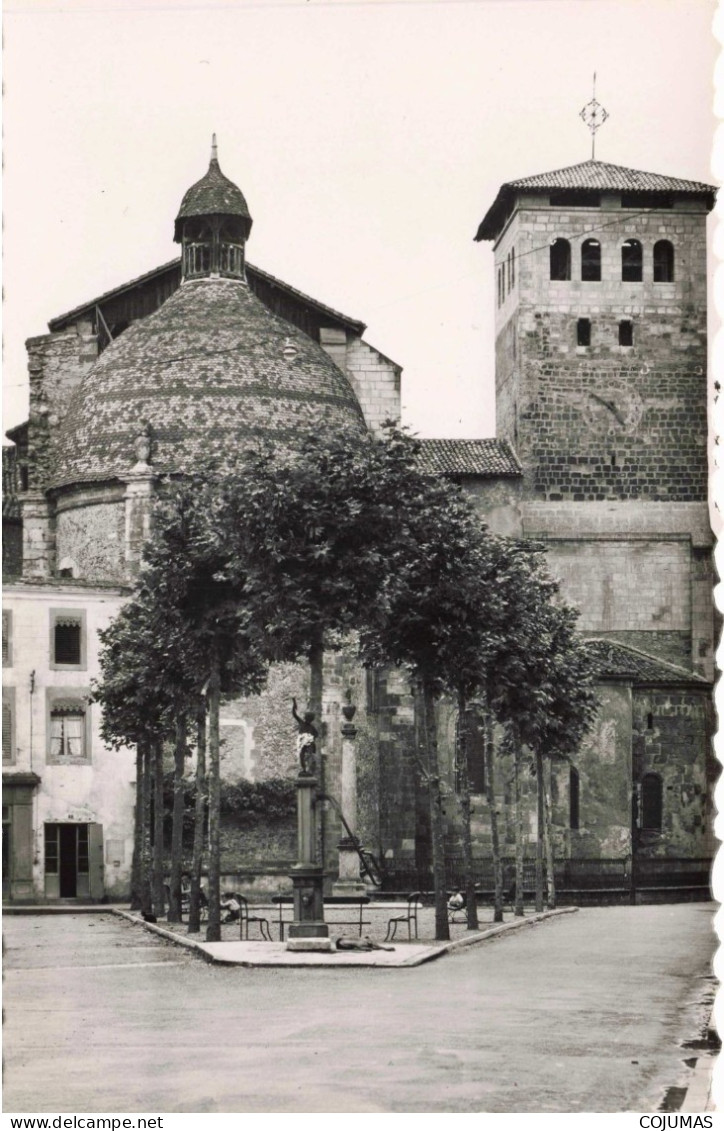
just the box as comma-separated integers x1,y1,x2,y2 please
332,706,367,897
288,772,328,940
123,465,156,580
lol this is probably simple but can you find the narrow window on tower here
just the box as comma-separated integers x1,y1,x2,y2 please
577,318,591,346
618,320,633,347
621,239,643,282
653,240,675,282
581,239,601,281
511,247,515,288
550,238,571,281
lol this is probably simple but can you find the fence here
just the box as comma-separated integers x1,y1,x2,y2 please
379,855,712,899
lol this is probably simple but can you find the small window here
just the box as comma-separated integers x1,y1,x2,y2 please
511,247,515,288
455,710,486,795
19,465,29,492
653,240,675,283
2,689,15,764
2,610,12,666
550,238,571,281
640,773,663,832
619,320,633,346
621,239,642,282
577,318,591,347
50,610,86,670
49,702,86,760
569,766,580,830
581,239,601,281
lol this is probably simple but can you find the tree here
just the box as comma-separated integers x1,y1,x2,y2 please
95,476,269,939
483,546,598,915
357,457,502,940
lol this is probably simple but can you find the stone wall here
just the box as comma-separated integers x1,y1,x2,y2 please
25,328,98,494
632,688,714,858
345,338,401,434
492,202,708,502
55,498,126,582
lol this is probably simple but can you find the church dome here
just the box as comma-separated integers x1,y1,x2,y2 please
50,278,367,490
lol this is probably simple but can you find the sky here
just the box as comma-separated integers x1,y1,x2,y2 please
2,0,719,441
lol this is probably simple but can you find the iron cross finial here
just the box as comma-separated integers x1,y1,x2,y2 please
579,72,608,160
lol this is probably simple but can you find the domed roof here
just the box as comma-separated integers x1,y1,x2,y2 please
174,143,252,241
51,278,367,489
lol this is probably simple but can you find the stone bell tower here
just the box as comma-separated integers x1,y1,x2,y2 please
475,153,716,676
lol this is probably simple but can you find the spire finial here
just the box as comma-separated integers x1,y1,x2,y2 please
211,133,218,163
579,72,608,160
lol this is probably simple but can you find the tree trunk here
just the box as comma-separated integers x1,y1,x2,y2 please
139,739,154,918
206,660,222,943
456,694,479,931
309,633,325,870
167,713,187,923
534,747,545,913
188,701,207,934
152,736,166,919
511,723,525,918
543,758,557,910
129,743,144,910
422,678,450,941
483,711,504,922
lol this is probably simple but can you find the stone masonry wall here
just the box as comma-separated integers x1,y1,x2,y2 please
26,328,98,495
492,202,708,502
55,500,126,582
345,338,401,433
632,689,714,857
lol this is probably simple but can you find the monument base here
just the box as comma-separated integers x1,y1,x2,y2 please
289,862,329,939
286,937,333,952
332,838,368,897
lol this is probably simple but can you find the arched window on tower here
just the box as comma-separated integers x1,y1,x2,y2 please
640,773,663,832
455,709,486,795
569,766,580,830
550,238,571,281
581,239,601,281
653,240,675,282
621,239,643,282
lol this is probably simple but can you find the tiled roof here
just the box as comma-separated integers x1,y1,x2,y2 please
476,159,716,240
174,157,252,241
51,278,367,490
2,447,20,519
416,438,522,477
47,258,367,337
587,638,710,686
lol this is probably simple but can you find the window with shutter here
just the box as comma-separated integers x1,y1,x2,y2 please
2,611,11,667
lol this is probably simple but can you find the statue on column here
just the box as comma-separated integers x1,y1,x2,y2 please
292,698,318,776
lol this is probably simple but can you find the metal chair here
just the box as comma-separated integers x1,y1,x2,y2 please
238,895,272,941
384,892,421,942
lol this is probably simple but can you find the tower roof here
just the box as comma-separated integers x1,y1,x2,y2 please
174,138,252,241
50,278,366,490
475,159,716,241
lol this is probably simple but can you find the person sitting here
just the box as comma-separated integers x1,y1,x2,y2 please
220,892,241,923
447,890,466,919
